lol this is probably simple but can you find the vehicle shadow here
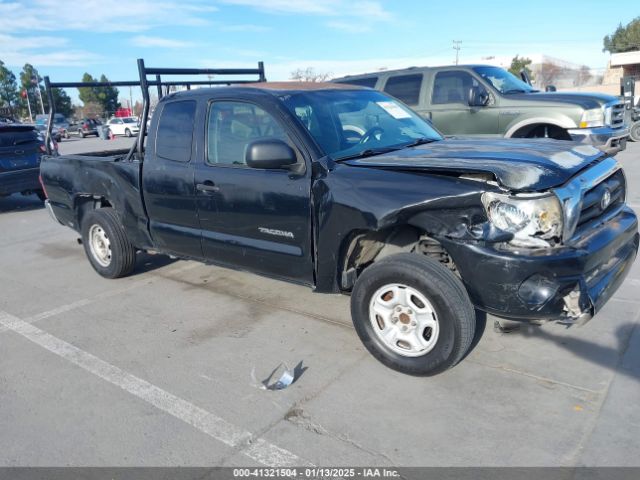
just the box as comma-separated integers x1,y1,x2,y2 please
506,320,639,383
461,310,487,361
0,194,44,213
135,251,178,273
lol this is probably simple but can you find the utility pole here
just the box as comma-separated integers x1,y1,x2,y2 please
24,90,33,123
453,40,462,65
129,86,134,116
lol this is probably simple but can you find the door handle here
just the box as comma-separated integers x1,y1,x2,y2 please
196,181,220,193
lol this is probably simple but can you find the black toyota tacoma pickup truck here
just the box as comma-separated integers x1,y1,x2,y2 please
40,66,639,376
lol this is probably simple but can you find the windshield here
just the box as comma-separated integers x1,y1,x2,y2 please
473,66,536,94
278,89,442,160
122,118,136,123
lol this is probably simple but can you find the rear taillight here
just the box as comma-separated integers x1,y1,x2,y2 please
39,144,46,153
38,175,48,199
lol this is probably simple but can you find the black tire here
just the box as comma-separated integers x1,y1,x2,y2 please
79,129,85,138
630,121,640,143
351,252,475,376
35,189,47,202
125,128,132,137
81,208,136,279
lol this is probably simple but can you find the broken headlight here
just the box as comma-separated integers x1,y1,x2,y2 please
481,192,563,247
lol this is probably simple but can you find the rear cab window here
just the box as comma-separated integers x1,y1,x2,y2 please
335,77,378,88
155,100,197,162
383,74,423,106
0,127,39,148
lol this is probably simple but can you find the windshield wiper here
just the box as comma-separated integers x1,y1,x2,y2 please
503,89,528,94
403,137,438,147
335,147,399,162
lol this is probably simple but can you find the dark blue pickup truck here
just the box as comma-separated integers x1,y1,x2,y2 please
0,123,48,201
41,79,638,376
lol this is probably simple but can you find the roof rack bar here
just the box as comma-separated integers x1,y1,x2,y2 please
43,76,55,155
134,58,150,161
48,81,143,88
144,66,264,76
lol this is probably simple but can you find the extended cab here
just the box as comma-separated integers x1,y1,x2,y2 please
40,65,639,376
334,65,630,154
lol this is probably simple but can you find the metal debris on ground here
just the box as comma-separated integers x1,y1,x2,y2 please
252,361,307,391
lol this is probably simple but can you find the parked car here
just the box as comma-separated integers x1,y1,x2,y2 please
0,123,49,201
68,118,99,137
35,123,63,143
106,117,140,137
41,81,638,376
333,65,629,154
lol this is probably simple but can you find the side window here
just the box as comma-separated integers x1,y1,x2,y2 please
383,74,423,106
432,71,477,105
156,100,197,162
207,101,289,167
336,77,378,88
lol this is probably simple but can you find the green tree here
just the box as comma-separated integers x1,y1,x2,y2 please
78,73,120,117
508,55,533,80
97,74,120,116
603,16,640,53
78,72,99,106
0,60,20,112
42,87,73,119
19,63,45,118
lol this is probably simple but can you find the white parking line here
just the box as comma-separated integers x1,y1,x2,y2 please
0,310,309,467
0,261,201,335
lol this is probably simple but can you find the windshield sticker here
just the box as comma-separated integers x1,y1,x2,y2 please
376,101,412,119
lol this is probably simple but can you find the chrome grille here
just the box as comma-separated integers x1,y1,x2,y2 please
553,157,622,242
575,169,625,229
605,102,625,128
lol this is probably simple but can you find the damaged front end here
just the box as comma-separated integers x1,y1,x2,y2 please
411,157,638,325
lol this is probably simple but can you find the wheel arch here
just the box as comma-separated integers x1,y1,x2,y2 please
505,116,576,139
338,224,457,291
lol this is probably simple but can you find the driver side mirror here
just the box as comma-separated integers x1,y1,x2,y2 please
468,86,489,107
246,139,297,169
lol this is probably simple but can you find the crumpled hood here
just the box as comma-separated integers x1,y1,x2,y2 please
343,138,608,192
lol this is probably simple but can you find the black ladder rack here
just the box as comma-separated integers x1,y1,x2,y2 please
43,58,266,159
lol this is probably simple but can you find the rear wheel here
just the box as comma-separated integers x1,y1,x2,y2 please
350,253,476,376
78,129,85,138
81,208,136,278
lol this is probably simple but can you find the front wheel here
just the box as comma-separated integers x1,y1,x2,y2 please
630,121,640,142
125,128,132,137
81,208,136,278
351,253,476,376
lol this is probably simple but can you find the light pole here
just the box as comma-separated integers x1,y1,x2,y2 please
453,40,462,65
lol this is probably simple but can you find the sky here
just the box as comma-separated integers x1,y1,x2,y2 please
1,0,637,104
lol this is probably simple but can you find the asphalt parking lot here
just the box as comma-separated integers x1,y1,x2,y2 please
1,137,639,467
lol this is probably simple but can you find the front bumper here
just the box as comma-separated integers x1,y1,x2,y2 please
567,125,629,155
0,168,41,196
443,206,639,322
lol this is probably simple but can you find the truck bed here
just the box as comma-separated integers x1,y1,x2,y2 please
40,152,152,249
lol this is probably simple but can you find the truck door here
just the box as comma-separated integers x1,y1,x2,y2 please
193,99,314,284
429,70,499,136
142,99,203,258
